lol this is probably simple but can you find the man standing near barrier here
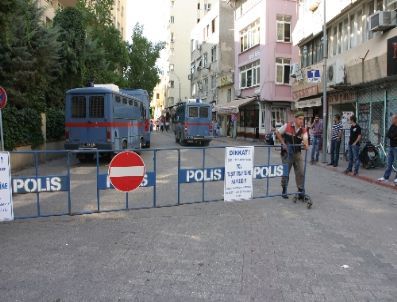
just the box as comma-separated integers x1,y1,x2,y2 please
378,114,397,184
275,111,309,199
344,115,362,176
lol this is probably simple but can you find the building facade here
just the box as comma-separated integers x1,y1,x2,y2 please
228,0,299,139
292,0,397,153
190,0,235,136
151,75,168,120
38,0,127,39
165,0,215,108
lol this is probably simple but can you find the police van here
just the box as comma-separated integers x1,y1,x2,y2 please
173,99,213,146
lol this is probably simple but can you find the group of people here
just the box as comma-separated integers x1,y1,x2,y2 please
275,111,397,199
154,116,170,132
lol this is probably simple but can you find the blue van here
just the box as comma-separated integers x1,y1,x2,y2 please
64,86,148,160
173,100,213,146
121,89,151,148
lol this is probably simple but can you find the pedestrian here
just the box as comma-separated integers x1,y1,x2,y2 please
165,119,170,132
275,111,309,199
155,119,159,131
328,114,343,167
160,116,164,132
377,114,397,184
344,115,362,176
309,115,322,164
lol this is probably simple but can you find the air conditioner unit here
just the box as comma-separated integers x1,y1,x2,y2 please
290,64,301,78
188,74,192,80
328,61,345,86
369,11,397,32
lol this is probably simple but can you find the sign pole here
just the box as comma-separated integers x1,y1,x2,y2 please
0,110,4,151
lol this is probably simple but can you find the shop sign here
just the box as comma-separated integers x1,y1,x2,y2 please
292,85,318,100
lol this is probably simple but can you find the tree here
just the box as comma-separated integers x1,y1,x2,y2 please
125,24,165,97
0,0,61,111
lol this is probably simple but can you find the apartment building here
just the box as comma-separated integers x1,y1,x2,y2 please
190,0,235,136
228,0,299,139
292,0,397,150
38,0,127,39
151,75,168,120
166,0,215,108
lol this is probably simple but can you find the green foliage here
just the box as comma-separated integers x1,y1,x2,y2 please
0,0,61,111
126,24,165,97
46,108,65,141
3,107,44,150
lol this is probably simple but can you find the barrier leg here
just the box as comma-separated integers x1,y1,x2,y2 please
96,151,100,212
266,147,270,197
177,149,180,205
202,148,205,203
67,152,72,215
153,150,157,208
34,152,41,217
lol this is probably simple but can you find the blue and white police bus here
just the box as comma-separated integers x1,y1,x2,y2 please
173,99,213,146
64,85,150,160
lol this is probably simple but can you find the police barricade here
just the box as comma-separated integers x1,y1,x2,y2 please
8,145,311,221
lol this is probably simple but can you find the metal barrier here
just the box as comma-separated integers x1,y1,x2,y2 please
9,145,311,220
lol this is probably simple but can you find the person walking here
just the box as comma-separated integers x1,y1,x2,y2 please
310,115,322,164
275,111,309,199
165,119,170,132
344,115,362,176
328,114,343,167
160,116,164,132
377,114,397,184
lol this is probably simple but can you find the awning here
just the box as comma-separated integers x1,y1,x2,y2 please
213,97,256,114
295,97,322,109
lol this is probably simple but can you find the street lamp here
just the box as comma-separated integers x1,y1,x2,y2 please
310,0,328,163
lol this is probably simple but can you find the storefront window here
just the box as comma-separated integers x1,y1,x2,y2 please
271,108,286,128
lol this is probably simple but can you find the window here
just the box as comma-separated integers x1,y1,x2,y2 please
203,78,209,95
199,107,209,118
342,19,348,52
277,15,291,42
211,75,216,89
134,101,138,107
191,62,196,74
122,98,127,104
338,22,342,53
227,89,232,103
156,93,160,99
197,18,200,23
188,107,199,117
170,16,175,23
197,2,200,9
169,64,174,71
240,61,260,89
271,108,286,128
170,32,174,42
71,96,86,118
169,80,175,88
212,18,216,33
332,27,337,56
115,96,121,103
240,19,260,52
89,96,104,118
350,14,355,49
128,100,133,106
275,58,291,85
211,46,217,62
203,53,208,67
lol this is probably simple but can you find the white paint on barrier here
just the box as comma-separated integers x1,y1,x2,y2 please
109,166,145,177
186,168,223,183
0,152,13,221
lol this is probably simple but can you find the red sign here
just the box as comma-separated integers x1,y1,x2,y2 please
0,87,7,110
108,151,146,192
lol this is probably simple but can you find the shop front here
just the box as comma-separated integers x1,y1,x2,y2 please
295,97,322,127
213,97,256,138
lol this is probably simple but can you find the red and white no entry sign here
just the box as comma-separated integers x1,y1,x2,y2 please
108,151,145,192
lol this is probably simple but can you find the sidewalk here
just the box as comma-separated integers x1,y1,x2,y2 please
213,136,397,191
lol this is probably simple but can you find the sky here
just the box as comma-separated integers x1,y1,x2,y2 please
126,0,169,70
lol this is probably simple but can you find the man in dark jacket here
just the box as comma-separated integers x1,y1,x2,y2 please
378,114,397,184
344,115,362,176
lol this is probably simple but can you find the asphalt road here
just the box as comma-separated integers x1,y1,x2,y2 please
1,132,397,301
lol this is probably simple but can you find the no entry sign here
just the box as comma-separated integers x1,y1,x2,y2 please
0,87,7,110
108,151,146,192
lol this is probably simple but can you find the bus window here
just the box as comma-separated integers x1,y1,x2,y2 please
188,107,199,118
199,107,209,118
140,103,144,117
134,100,138,107
128,100,133,106
71,96,86,118
115,96,121,103
89,96,104,118
123,98,128,104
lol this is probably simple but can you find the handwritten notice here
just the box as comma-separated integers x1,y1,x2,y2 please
0,152,13,221
224,146,254,202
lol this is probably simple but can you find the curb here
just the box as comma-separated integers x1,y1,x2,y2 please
317,163,397,191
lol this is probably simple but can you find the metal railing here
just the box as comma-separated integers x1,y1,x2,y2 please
9,145,311,220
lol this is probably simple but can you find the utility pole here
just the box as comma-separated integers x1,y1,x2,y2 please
321,0,328,163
